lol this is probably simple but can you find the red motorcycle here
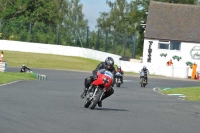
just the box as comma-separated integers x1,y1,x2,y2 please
83,69,113,109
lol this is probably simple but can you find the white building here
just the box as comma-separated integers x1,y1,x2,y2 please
143,2,200,68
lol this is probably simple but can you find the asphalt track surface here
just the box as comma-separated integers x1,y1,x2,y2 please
0,67,200,133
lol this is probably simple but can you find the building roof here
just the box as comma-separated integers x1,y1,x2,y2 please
145,1,200,43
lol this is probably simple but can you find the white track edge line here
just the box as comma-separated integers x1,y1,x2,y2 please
0,81,21,87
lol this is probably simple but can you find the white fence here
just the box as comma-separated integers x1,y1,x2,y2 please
0,40,197,78
121,61,192,78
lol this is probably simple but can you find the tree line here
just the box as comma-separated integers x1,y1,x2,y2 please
0,0,197,57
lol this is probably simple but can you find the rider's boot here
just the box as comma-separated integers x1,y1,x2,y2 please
121,77,123,84
80,87,88,99
97,101,102,107
97,87,114,107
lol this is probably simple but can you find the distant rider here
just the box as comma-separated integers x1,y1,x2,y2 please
116,66,124,83
140,66,149,83
20,64,31,73
80,57,116,107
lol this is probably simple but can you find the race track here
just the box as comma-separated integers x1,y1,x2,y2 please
0,67,200,133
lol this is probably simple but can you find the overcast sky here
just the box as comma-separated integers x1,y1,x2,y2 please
80,0,114,30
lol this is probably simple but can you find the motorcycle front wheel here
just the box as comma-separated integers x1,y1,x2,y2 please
84,100,91,108
116,83,120,87
89,89,103,110
116,78,121,87
140,78,144,87
143,82,146,87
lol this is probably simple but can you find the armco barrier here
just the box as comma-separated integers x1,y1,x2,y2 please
0,62,7,72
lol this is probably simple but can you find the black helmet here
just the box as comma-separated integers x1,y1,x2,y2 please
105,57,114,70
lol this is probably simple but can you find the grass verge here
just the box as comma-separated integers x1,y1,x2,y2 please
0,72,36,84
3,50,101,71
1,50,103,84
159,86,200,102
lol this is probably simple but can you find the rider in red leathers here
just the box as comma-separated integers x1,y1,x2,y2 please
80,57,116,107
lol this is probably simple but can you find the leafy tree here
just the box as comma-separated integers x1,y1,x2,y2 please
57,0,88,46
0,0,88,45
96,0,140,57
0,0,198,57
97,0,133,34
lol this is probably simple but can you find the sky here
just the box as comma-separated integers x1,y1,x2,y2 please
80,0,115,30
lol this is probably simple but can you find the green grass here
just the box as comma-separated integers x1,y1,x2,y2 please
0,50,122,84
1,50,103,84
0,72,36,84
159,86,200,102
3,50,137,73
3,50,101,71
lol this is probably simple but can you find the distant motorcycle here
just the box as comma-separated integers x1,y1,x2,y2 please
115,72,122,87
82,69,113,110
140,71,147,87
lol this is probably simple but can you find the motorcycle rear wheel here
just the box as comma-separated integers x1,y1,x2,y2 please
89,89,103,110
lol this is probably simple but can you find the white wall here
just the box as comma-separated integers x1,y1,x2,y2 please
120,61,189,78
142,39,200,73
0,40,121,65
0,40,197,78
143,39,200,67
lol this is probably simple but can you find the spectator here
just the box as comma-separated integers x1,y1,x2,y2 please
190,62,197,79
0,51,4,62
167,59,173,66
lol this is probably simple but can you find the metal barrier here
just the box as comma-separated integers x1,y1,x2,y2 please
0,62,7,72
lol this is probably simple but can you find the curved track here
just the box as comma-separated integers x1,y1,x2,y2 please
0,67,200,133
